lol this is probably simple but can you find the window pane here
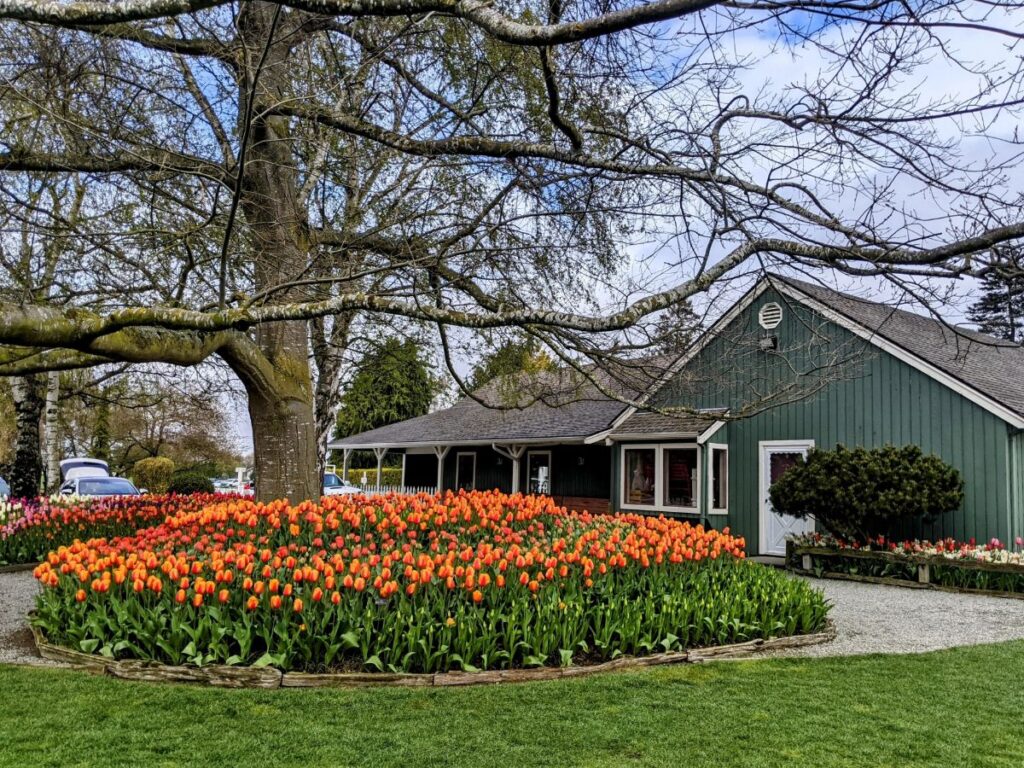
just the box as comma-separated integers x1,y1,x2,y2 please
663,448,697,508
624,449,656,506
528,453,551,495
712,448,728,509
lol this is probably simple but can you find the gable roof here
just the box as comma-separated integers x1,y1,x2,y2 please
772,275,1024,427
606,409,721,439
328,371,629,449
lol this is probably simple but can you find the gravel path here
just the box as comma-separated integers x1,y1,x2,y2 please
767,576,1024,657
2,569,1024,667
0,569,56,666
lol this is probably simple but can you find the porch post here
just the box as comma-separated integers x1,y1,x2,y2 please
492,444,527,494
341,449,351,482
373,447,388,487
433,445,451,492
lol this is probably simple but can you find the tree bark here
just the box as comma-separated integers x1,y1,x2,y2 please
43,371,60,492
10,374,45,498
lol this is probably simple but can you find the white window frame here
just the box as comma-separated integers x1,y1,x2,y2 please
526,450,552,495
706,443,728,516
455,451,477,490
620,442,700,516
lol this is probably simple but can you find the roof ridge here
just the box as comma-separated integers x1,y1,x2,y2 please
768,273,1022,350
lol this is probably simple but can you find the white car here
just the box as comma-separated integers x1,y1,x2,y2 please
59,457,110,482
323,472,360,496
59,476,142,498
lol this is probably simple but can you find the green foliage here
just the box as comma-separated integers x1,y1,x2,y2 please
769,444,964,542
467,336,557,391
345,467,403,487
335,338,437,439
168,471,215,495
131,457,175,494
967,245,1024,342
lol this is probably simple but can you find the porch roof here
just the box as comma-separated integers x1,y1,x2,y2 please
328,372,628,450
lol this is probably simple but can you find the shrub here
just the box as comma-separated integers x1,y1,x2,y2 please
31,491,829,672
769,444,964,542
132,457,175,494
346,467,403,487
168,471,215,495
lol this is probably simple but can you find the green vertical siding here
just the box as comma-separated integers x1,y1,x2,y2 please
616,286,1015,551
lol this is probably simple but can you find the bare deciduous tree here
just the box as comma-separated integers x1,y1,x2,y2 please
0,0,1022,501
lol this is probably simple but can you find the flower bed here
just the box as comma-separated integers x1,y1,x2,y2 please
788,533,1024,597
0,494,228,567
31,491,829,674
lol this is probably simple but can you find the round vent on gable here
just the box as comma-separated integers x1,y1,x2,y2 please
758,302,783,330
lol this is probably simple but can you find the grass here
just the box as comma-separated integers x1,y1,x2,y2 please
2,642,1023,768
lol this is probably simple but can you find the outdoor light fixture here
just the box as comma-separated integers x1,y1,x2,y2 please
759,335,778,351
578,456,585,466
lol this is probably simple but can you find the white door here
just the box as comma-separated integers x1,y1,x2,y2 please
758,441,815,555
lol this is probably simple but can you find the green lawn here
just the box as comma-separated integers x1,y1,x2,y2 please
2,643,1023,768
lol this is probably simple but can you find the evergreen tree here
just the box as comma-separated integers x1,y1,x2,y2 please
467,338,557,392
649,300,700,358
968,246,1024,343
335,338,437,439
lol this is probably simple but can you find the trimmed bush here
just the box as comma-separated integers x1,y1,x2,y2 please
768,444,964,542
132,457,175,494
348,467,403,487
168,471,215,495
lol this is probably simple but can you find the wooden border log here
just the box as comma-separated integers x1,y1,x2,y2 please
0,562,42,574
107,660,282,688
28,618,836,689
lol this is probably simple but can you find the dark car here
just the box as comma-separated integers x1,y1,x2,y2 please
60,476,142,498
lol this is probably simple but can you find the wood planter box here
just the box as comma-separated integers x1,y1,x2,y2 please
787,541,1024,599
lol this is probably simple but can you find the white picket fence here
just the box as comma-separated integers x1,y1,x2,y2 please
352,484,438,496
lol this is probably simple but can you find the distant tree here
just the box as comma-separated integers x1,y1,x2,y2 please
467,338,557,392
648,301,700,359
968,247,1024,343
335,338,437,439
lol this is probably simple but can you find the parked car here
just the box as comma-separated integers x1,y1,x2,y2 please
323,472,360,496
59,476,142,498
0,477,9,498
59,458,110,482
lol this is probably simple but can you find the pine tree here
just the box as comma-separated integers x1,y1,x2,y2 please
650,300,700,358
334,338,437,438
968,246,1024,343
467,337,556,392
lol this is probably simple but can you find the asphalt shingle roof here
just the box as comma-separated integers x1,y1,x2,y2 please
328,372,628,448
775,275,1024,419
608,410,719,437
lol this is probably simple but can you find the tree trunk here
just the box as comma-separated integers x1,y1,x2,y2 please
220,2,334,504
43,370,60,491
222,326,320,504
10,374,45,498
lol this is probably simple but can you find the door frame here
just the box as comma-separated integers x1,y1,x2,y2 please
526,450,552,495
758,439,815,555
455,451,477,490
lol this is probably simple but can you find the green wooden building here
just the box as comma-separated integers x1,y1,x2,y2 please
330,275,1024,555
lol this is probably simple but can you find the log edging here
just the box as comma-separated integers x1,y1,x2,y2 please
26,616,836,689
0,562,41,574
